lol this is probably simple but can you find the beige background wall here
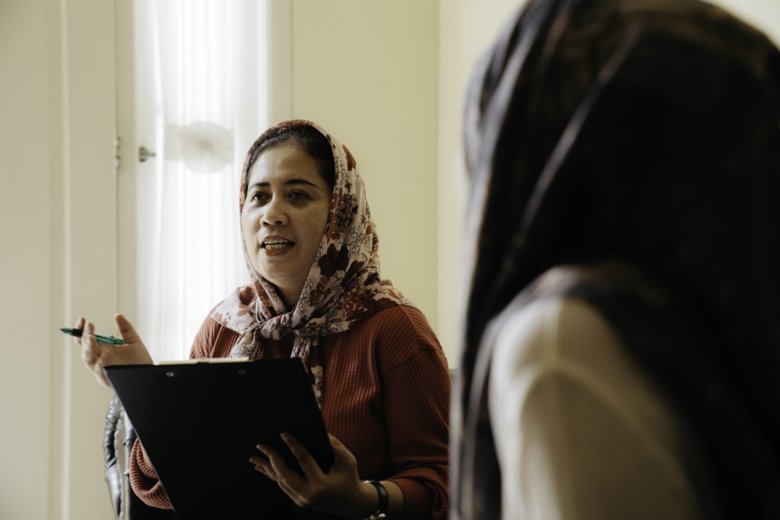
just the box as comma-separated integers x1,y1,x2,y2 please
289,0,439,335
1,2,54,518
1,0,778,518
1,0,119,519
437,0,522,366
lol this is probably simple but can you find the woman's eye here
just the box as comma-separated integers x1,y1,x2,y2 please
288,191,311,201
250,191,269,203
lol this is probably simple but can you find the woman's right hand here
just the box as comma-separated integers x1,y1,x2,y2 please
73,314,154,388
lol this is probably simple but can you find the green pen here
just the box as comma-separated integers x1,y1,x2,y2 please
60,327,126,345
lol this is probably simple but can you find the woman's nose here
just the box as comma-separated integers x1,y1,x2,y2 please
262,197,288,226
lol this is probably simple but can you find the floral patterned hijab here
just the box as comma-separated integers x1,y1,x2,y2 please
212,120,410,404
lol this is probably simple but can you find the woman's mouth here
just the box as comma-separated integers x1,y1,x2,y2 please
261,239,295,251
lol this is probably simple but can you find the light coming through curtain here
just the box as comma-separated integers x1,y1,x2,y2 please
134,0,270,361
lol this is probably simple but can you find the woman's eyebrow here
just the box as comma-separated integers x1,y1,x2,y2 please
284,178,321,188
248,178,322,189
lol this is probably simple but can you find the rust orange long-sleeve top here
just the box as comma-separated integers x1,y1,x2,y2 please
129,305,450,519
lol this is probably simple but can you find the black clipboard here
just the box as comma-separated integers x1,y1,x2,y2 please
105,358,335,519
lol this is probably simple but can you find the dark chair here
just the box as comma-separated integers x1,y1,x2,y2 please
104,396,178,520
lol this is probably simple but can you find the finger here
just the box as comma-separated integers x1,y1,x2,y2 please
326,433,358,468
249,455,270,468
76,317,88,347
79,322,95,363
249,455,276,481
276,476,307,508
86,324,103,363
80,342,97,366
259,443,305,490
84,322,113,383
327,433,345,450
71,317,86,345
327,432,356,459
80,322,100,363
281,433,322,477
254,465,275,481
249,448,270,465
257,444,287,471
114,314,141,344
77,318,90,349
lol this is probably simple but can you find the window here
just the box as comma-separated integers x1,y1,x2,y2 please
124,0,281,360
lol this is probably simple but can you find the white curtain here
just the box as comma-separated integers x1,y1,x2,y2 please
134,0,269,361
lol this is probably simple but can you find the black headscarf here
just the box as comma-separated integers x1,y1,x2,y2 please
454,0,780,518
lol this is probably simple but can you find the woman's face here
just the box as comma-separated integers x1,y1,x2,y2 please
241,142,332,306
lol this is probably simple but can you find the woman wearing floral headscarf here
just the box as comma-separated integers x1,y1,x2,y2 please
75,120,449,519
452,0,780,519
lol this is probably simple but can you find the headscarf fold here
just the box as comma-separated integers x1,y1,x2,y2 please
454,0,780,518
212,120,410,406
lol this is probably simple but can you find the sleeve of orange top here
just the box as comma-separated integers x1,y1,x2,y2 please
379,307,451,520
128,440,174,509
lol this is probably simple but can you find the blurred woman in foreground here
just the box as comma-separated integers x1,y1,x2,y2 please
453,0,780,518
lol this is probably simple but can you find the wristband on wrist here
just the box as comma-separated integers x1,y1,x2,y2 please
362,479,389,519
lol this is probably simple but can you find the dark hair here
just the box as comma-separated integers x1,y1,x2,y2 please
247,123,335,189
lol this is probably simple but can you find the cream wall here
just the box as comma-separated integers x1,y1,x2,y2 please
1,2,54,518
290,0,440,337
2,0,118,519
715,0,780,44
437,0,522,365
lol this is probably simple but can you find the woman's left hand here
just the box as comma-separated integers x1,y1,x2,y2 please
249,433,377,519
